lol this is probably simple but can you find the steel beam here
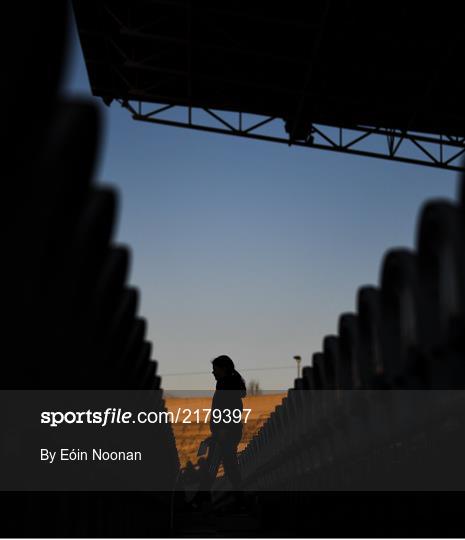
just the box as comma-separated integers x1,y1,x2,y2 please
116,99,465,172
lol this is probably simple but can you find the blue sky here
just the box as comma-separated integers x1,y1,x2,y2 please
63,14,459,391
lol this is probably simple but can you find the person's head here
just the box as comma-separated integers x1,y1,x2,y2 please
211,355,235,380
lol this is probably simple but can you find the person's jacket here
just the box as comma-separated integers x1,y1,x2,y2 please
209,370,246,435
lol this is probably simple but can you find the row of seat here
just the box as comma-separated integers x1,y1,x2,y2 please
2,3,179,536
239,170,465,492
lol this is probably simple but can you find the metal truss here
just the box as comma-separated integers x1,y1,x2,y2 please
117,99,465,172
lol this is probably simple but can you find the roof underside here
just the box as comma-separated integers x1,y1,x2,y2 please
73,1,465,138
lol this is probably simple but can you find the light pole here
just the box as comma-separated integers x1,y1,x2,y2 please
293,355,302,379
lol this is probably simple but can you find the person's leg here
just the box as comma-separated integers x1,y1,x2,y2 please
219,438,242,490
196,439,221,493
219,430,250,510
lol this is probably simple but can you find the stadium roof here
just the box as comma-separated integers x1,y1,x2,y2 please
73,1,465,171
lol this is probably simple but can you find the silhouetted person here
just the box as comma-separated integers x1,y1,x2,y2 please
191,355,246,509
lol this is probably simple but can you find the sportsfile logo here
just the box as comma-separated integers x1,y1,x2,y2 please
41,407,252,427
40,408,173,427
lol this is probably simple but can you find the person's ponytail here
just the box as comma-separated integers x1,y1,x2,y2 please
233,369,247,397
